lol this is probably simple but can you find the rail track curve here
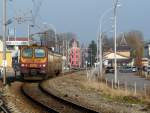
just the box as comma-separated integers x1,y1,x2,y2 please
21,71,98,113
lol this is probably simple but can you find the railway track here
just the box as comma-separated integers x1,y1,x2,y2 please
0,98,11,113
22,83,98,113
21,71,98,113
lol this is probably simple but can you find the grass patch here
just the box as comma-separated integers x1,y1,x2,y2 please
82,80,150,105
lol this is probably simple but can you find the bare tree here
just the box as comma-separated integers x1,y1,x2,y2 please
125,31,144,76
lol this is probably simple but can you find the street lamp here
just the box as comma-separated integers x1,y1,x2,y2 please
98,7,113,78
98,2,121,80
113,0,120,84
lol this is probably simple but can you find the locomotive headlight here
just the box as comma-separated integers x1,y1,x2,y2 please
43,64,46,67
21,64,25,67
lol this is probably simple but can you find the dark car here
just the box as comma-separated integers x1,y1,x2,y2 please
105,66,114,73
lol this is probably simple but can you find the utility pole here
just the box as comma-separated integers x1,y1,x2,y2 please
96,28,99,75
90,49,92,67
67,40,69,69
99,29,102,77
2,0,7,85
55,33,57,52
62,37,65,75
28,24,30,46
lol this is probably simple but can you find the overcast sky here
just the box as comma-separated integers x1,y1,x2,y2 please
0,0,150,44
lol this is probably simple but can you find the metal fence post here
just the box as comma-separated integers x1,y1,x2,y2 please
134,82,137,95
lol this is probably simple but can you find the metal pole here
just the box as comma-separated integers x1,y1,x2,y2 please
99,23,102,77
2,0,7,85
8,28,9,41
96,26,99,75
28,24,30,46
55,31,57,52
91,49,92,67
67,40,69,69
113,0,118,84
14,27,16,41
62,37,64,75
14,20,17,41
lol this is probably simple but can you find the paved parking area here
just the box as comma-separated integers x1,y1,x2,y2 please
105,71,150,91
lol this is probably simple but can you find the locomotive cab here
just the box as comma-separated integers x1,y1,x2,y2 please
20,45,48,76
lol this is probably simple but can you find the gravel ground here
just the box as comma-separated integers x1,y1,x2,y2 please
41,71,150,113
0,82,48,113
23,83,86,113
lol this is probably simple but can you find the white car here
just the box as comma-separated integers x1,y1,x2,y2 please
132,66,137,72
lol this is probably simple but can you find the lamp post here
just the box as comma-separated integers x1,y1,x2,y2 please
113,0,119,84
98,7,113,78
2,0,7,85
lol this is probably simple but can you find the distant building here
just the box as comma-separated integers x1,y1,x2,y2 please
0,37,33,68
69,40,81,68
0,40,12,68
103,34,132,66
80,45,88,68
103,51,131,67
143,42,150,66
144,42,150,58
117,34,131,57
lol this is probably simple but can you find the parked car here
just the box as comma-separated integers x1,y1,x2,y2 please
132,66,137,72
119,66,132,73
105,66,114,73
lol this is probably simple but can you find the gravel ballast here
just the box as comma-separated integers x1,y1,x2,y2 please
41,71,150,113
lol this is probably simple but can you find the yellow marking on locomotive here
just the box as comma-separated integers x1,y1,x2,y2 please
21,58,33,63
30,64,38,68
21,57,47,63
34,58,47,63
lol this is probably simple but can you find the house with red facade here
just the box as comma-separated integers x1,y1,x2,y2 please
69,40,81,68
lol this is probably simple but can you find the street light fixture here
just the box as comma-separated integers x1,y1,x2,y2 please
98,7,113,78
97,2,121,80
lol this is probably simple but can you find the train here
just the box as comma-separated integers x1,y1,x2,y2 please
19,45,62,79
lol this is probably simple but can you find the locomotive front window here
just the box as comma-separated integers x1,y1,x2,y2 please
22,48,33,57
35,48,45,58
